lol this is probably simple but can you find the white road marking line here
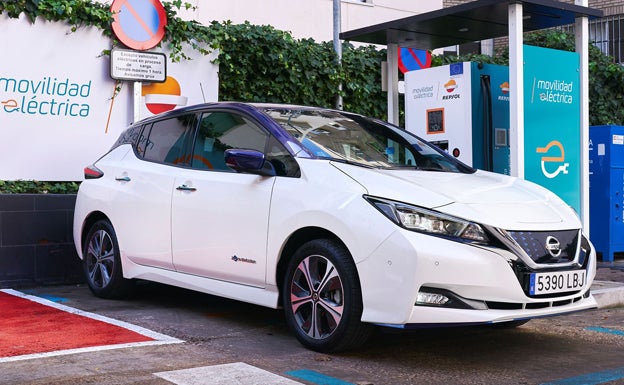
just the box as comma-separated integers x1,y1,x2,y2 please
154,362,304,385
0,289,183,363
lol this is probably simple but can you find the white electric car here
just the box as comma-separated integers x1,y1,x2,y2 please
73,102,597,352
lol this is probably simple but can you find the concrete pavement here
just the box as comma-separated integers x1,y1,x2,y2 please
592,260,624,308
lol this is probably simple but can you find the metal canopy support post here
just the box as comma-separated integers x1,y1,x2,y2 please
333,0,343,110
576,0,590,232
508,3,524,179
386,43,399,125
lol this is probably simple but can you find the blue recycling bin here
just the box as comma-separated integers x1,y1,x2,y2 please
589,125,624,262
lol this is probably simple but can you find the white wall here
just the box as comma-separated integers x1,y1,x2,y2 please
0,14,218,181
177,0,443,42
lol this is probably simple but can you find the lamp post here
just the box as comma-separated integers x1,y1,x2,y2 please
333,0,343,110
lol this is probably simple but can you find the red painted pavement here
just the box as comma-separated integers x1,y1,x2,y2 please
0,291,154,358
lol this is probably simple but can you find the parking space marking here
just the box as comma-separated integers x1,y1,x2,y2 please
585,326,624,336
541,367,624,385
21,291,69,303
154,363,303,384
0,289,183,363
285,369,354,385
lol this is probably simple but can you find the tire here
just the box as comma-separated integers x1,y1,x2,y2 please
282,239,373,352
82,220,133,298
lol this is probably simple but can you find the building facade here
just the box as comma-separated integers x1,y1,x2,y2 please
443,0,624,64
177,0,442,42
582,1,624,64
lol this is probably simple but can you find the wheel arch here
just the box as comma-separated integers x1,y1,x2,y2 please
276,226,353,307
80,211,111,255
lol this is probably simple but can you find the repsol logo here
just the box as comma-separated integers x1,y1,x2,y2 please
442,94,460,100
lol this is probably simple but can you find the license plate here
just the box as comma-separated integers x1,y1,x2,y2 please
529,270,586,295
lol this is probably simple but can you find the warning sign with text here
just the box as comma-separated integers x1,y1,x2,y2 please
111,48,166,82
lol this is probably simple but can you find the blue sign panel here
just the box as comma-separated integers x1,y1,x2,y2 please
449,63,463,76
398,48,431,73
524,45,581,213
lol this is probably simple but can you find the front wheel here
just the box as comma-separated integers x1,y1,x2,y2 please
82,219,133,298
282,239,373,352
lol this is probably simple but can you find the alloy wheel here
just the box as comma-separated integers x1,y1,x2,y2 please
289,254,344,340
86,229,115,289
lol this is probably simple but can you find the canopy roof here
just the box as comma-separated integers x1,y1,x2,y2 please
340,0,603,49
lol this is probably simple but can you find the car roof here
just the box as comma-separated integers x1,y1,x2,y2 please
129,102,326,159
131,102,342,126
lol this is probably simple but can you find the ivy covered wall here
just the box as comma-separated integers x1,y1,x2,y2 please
1,0,623,127
0,0,387,120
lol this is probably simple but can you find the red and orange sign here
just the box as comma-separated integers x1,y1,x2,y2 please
142,76,188,114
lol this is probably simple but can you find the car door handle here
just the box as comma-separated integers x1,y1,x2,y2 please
115,176,131,182
176,184,197,192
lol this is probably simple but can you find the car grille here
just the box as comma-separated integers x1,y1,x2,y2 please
507,230,579,264
485,291,589,310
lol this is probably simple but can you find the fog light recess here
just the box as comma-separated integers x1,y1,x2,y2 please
417,291,450,306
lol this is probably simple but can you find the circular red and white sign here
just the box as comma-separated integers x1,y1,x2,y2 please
111,0,167,51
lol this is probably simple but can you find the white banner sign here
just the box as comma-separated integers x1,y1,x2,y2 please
111,48,167,82
0,14,218,181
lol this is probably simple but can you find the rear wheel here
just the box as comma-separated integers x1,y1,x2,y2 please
282,239,373,352
83,220,132,298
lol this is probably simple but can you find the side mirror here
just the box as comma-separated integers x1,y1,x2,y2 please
224,149,276,177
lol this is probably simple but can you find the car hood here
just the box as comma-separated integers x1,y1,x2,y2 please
331,163,580,231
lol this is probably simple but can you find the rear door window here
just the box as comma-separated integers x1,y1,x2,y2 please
140,114,197,166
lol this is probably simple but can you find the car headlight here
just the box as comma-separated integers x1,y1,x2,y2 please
364,196,489,244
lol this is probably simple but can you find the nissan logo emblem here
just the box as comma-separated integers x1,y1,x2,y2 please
545,236,562,257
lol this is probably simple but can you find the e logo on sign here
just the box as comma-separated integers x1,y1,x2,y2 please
111,0,167,51
536,140,569,179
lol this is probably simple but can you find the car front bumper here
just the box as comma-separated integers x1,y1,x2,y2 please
356,228,597,326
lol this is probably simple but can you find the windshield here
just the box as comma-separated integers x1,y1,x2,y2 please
262,107,474,173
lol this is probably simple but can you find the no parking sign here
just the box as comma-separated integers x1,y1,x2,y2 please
111,0,167,50
398,47,431,74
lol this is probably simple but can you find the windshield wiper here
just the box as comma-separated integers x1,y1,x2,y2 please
415,166,446,172
382,165,447,172
320,157,376,169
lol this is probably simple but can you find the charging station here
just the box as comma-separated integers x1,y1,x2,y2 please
341,0,602,231
405,61,510,174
